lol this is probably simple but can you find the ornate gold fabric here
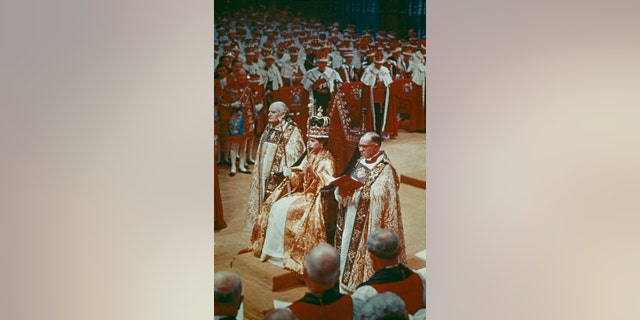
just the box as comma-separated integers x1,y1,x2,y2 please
250,148,336,274
245,121,306,231
335,156,407,293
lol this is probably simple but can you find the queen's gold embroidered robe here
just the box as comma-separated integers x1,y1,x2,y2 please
250,149,336,274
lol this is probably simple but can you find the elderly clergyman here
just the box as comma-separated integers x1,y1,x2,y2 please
334,132,407,294
245,101,306,231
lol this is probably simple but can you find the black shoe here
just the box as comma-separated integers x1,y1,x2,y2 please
220,160,231,167
247,160,255,165
239,168,252,174
229,171,236,177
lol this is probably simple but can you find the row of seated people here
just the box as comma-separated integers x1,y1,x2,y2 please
215,230,425,319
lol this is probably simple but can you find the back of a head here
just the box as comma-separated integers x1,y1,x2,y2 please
304,243,340,286
261,308,299,320
366,228,399,260
360,292,408,320
214,271,243,305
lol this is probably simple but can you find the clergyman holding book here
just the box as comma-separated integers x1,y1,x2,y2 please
331,131,408,294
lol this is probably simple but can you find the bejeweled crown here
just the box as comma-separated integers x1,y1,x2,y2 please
307,107,330,139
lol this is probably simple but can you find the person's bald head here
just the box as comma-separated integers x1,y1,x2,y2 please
304,243,340,286
360,292,408,320
362,131,382,146
214,271,243,315
268,101,289,125
367,228,400,260
261,308,299,320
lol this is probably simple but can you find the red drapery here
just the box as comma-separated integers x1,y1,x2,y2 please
389,78,425,132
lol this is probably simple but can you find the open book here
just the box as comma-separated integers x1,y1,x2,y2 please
330,174,365,198
327,161,371,198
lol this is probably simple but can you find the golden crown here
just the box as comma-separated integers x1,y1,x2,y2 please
307,107,330,139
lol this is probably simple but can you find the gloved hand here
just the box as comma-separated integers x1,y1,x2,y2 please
254,103,263,112
282,166,292,177
231,101,241,108
334,187,348,205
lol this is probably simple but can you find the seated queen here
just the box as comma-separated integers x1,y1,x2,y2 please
249,108,337,274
